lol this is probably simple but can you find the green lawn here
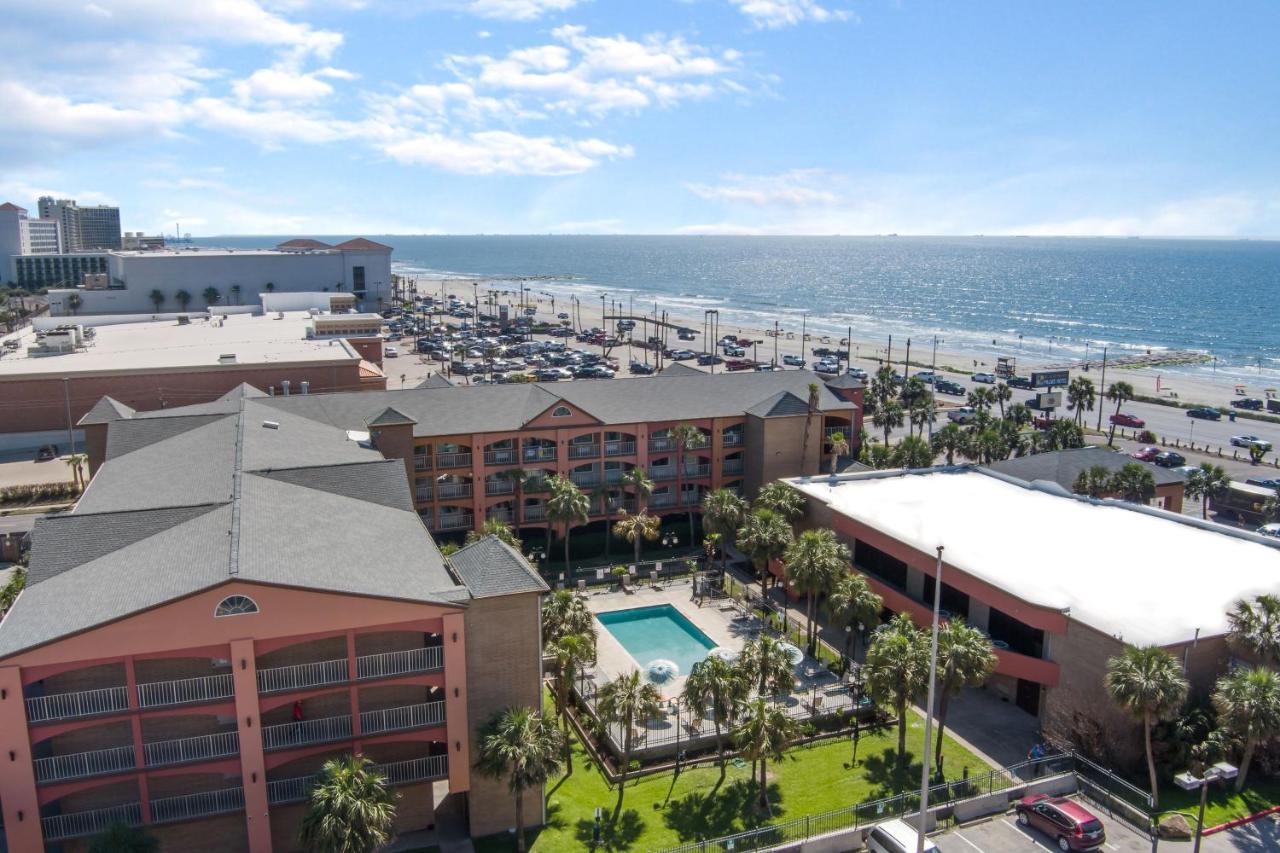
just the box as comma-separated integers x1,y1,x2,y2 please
1157,774,1280,830
475,711,993,852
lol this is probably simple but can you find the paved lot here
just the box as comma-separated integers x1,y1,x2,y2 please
1200,815,1280,853
0,456,77,487
937,799,1152,853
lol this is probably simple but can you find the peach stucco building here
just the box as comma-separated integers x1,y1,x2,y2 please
0,389,547,851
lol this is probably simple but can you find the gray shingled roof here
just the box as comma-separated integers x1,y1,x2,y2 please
416,373,454,389
77,396,136,427
367,406,418,427
219,382,268,400
745,390,812,418
448,536,548,598
825,374,865,390
104,413,231,462
985,446,1187,488
656,362,702,377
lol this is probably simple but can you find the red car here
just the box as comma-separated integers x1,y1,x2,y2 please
1130,446,1160,461
1015,795,1106,851
1110,412,1146,428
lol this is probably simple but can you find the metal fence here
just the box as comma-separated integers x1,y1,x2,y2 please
26,685,129,723
554,554,702,589
34,745,135,783
137,673,234,709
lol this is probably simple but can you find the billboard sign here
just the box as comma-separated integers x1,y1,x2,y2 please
1030,369,1070,388
1034,392,1063,410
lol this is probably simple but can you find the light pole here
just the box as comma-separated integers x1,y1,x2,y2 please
916,545,944,853
1175,762,1238,853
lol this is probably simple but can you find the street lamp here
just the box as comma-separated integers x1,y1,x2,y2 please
661,531,678,548
1175,762,1238,853
916,545,945,853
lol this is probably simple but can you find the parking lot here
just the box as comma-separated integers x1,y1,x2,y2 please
935,798,1153,853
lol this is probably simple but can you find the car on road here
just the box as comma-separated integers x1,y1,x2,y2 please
846,366,868,380
1154,450,1186,467
1172,465,1199,478
783,354,806,367
1246,476,1280,489
814,359,840,375
972,372,996,383
1187,407,1222,420
1231,435,1274,452
1015,794,1106,851
947,407,978,424
1130,446,1161,462
35,444,59,461
1110,412,1146,428
1231,398,1265,410
1007,376,1034,389
383,346,398,358
935,379,966,396
914,370,936,383
1258,523,1280,539
556,312,570,320
628,362,655,375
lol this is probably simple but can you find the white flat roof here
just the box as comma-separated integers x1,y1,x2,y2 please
0,312,360,378
790,469,1280,647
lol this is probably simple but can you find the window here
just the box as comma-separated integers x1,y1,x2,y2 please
552,405,572,417
352,265,366,292
215,595,259,617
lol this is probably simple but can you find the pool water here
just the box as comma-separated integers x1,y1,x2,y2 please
596,605,717,679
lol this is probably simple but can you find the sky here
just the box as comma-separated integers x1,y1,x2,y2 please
2,0,1278,237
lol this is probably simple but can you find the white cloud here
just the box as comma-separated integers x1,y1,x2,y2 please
233,67,337,104
1009,194,1275,237
728,0,854,29
0,81,182,145
382,130,632,175
686,170,838,207
546,218,624,233
187,97,361,148
463,0,583,21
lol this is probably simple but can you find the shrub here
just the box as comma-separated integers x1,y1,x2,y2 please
0,482,82,506
1137,429,1158,444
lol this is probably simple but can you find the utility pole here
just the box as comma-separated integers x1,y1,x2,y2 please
916,545,945,853
929,337,939,440
1096,346,1108,431
773,320,780,366
904,338,911,377
886,334,892,367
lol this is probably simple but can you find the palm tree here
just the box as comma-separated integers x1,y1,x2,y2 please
1043,419,1085,451
828,430,850,473
702,488,748,572
907,397,937,439
864,613,930,764
963,427,1010,464
64,452,87,490
148,289,165,312
930,423,966,465
1006,402,1034,427
614,510,660,566
872,398,905,445
784,529,848,653
1212,666,1280,791
621,467,653,510
466,518,521,549
737,507,794,599
476,706,566,852
542,588,594,647
683,656,747,782
89,824,158,853
545,475,590,571
1072,465,1113,498
1106,381,1135,444
549,632,594,768
175,289,192,311
1227,594,1280,666
0,566,27,616
1185,463,1230,519
1105,645,1188,806
67,292,82,315
202,286,221,306
754,480,805,522
800,382,821,467
967,386,996,415
992,382,1013,419
734,697,799,811
931,619,997,766
1108,463,1155,503
826,571,883,662
1067,376,1097,427
672,422,705,542
893,434,935,469
739,634,796,697
597,671,662,813
297,754,397,853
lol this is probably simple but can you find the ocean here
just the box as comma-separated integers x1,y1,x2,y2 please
195,235,1280,381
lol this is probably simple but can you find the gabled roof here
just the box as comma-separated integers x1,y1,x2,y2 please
449,536,548,598
745,390,812,418
825,374,865,390
77,396,137,426
277,238,333,249
219,382,268,400
367,406,418,428
416,373,454,389
656,362,701,377
333,238,393,252
0,202,25,212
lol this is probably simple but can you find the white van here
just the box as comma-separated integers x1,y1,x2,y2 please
865,819,939,853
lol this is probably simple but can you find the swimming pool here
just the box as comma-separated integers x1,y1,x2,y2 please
596,605,717,681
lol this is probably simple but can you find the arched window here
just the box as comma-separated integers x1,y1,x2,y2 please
215,595,259,617
552,406,572,417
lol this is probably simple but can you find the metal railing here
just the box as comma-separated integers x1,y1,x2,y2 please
484,448,517,465
605,440,636,456
144,730,239,768
150,785,245,825
437,482,473,499
43,802,143,842
523,446,556,462
436,452,472,468
681,492,703,506
485,480,515,495
604,469,627,484
356,646,443,680
436,513,474,531
257,657,347,694
569,443,601,459
26,686,130,723
413,455,431,471
649,437,676,452
262,712,353,751
825,424,852,438
722,459,744,474
360,701,446,736
488,508,515,523
570,472,600,487
35,745,135,784
684,464,711,478
268,755,448,806
651,493,676,507
523,505,547,521
137,673,234,709
722,433,744,447
607,498,638,514
415,485,434,502
649,467,677,481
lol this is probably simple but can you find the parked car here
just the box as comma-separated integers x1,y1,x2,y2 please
697,353,724,366
1172,465,1199,478
1187,407,1222,420
971,372,996,384
947,407,978,424
865,819,939,853
723,345,746,357
1231,435,1273,452
935,379,966,396
814,359,840,375
1258,523,1280,539
914,370,936,383
629,362,655,375
1015,795,1106,851
556,312,570,320
1109,412,1146,428
1007,376,1034,389
782,354,806,367
1130,446,1161,462
846,366,868,380
383,346,398,358
1246,477,1280,489
1154,451,1186,468
35,444,58,461
670,349,697,361
1231,398,1265,410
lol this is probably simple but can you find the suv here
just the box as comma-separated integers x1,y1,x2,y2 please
1007,376,1033,389
1154,450,1186,468
1187,407,1222,420
947,407,978,424
866,819,939,853
1231,398,1265,410
935,379,966,396
1015,795,1106,851
971,372,996,384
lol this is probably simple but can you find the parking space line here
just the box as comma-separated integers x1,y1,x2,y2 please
951,831,987,853
999,818,1052,851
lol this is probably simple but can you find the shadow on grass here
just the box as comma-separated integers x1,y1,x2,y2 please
573,808,644,851
472,803,563,853
661,778,783,841
861,747,919,798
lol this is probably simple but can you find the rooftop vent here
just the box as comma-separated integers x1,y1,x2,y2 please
218,353,236,364
262,420,280,430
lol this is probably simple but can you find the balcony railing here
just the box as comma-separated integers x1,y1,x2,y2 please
604,440,636,456
262,712,353,751
824,425,852,438
436,513,474,531
26,686,129,723
651,493,676,507
257,658,347,694
415,485,434,502
484,449,517,465
360,701,445,736
722,459,745,475
569,472,599,487
485,480,515,495
356,646,443,681
34,745,134,784
648,466,677,481
523,505,547,522
436,452,472,469
722,433,744,447
137,673,234,709
437,483,473,499
682,492,703,506
488,508,515,523
522,446,556,462
150,785,245,825
684,464,712,478
43,802,143,842
604,469,626,484
144,730,240,768
568,443,600,459
268,755,448,806
413,455,431,471
607,498,638,514
648,437,676,452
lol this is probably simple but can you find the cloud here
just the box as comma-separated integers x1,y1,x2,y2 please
727,0,854,29
463,0,583,21
686,170,839,207
382,130,632,175
0,81,183,146
1008,194,1277,237
546,218,624,233
232,67,338,104
187,97,362,148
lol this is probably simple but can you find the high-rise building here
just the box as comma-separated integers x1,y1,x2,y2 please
0,202,65,260
36,196,122,250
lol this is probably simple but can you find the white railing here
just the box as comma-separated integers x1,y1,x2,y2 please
359,701,446,736
34,745,134,784
485,480,514,495
523,505,547,522
268,755,448,806
569,443,600,459
356,646,443,680
569,472,599,487
722,459,744,474
681,492,702,506
436,513,473,531
436,452,472,468
607,498,638,514
43,802,142,842
256,658,347,694
437,483,472,499
150,785,244,824
267,774,313,806
684,465,711,477
651,493,676,507
523,446,556,461
722,433,744,447
413,455,431,471
488,508,515,523
649,437,676,452
605,440,636,456
415,485,433,502
649,467,677,481
604,469,626,484
26,686,130,723
137,673,234,709
144,730,239,768
262,713,353,751
484,449,517,465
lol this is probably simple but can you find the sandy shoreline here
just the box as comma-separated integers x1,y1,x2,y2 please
397,274,1276,409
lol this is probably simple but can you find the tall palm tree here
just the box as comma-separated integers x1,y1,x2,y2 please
826,570,883,662
1006,402,1034,427
754,480,805,522
800,382,821,467
864,613,930,764
738,634,796,697
175,289,192,311
672,422,705,542
202,286,221,306
541,588,594,647
466,518,521,549
1105,645,1188,806
893,435,935,469
1067,376,1097,427
297,755,397,853
1227,594,1280,666
992,382,1012,419
1072,465,1113,498
64,452,87,490
930,423,966,466
148,289,165,312
549,632,594,769
783,529,848,653
545,475,589,571
735,697,800,811
907,398,937,439
683,656,747,782
872,398,905,445
932,619,997,765
476,706,566,852
828,431,850,473
613,510,660,566
702,488,748,572
1108,463,1156,503
967,386,996,415
1212,666,1280,791
596,671,662,813
89,824,158,853
621,467,653,510
1185,463,1230,520
1044,419,1085,451
737,507,794,598
1106,381,1135,443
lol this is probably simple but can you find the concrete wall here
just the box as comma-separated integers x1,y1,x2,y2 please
745,413,825,498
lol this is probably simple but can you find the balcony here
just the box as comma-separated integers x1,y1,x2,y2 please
484,449,517,466
488,508,515,523
523,505,547,522
356,646,443,681
824,425,852,439
485,479,515,496
437,482,473,499
606,497,638,515
359,701,445,736
722,433,744,447
268,755,447,806
415,485,434,502
523,446,556,462
568,443,600,459
436,452,472,469
150,786,245,825
569,471,599,488
684,464,712,478
144,731,240,768
604,469,626,484
43,803,143,843
34,745,134,784
137,673,234,709
648,437,676,453
262,712,353,751
722,458,744,475
413,455,431,472
604,440,636,456
681,492,702,506
26,686,129,724
436,513,474,531
258,658,347,694
651,493,676,508
648,466,677,481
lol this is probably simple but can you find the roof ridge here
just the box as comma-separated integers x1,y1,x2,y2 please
228,400,246,576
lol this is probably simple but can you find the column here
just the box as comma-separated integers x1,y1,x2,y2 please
442,613,469,793
346,631,361,739
0,667,43,852
230,638,273,853
124,658,151,822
